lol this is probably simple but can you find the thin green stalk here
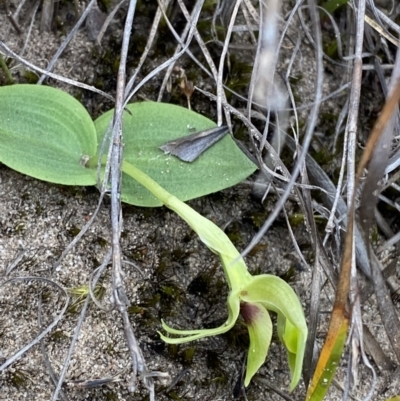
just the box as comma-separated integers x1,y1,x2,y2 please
121,160,250,290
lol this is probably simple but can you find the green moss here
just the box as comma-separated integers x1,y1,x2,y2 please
161,283,184,304
224,55,253,97
247,242,268,257
49,329,67,342
137,291,159,308
183,347,196,364
166,392,182,401
14,223,25,234
97,0,110,12
68,225,81,237
279,266,297,283
40,290,52,302
67,283,106,313
206,350,221,370
104,391,119,401
289,213,304,227
128,305,145,314
23,70,39,84
10,369,29,389
371,224,379,243
187,264,218,295
225,221,244,246
168,343,179,358
95,236,108,248
34,201,44,215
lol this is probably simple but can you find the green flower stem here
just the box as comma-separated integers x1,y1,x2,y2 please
108,159,307,390
121,160,251,291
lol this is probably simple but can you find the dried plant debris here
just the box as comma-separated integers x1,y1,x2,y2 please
2,1,400,400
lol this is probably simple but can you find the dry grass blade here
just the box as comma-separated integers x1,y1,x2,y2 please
358,77,400,364
241,0,324,259
307,59,400,401
40,0,54,32
362,324,395,372
107,0,155,397
0,277,69,372
307,1,364,398
0,41,114,101
37,0,98,84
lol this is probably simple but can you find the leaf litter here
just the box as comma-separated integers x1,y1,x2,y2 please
1,1,400,400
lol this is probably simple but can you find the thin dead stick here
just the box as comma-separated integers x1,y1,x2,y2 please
240,0,324,259
164,0,234,130
51,253,112,401
0,41,114,101
126,0,172,97
217,0,242,127
157,0,190,101
344,0,365,254
241,0,257,44
20,0,40,59
38,0,98,84
324,2,355,242
0,277,69,372
4,0,22,34
108,0,155,397
123,0,202,107
40,0,54,32
96,0,127,45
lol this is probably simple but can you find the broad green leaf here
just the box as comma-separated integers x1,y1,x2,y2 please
95,102,257,207
0,84,97,185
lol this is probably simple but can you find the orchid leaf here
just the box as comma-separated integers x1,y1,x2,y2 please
0,84,97,185
241,302,273,386
95,102,257,207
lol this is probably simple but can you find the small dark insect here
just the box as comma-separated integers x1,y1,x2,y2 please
159,125,229,162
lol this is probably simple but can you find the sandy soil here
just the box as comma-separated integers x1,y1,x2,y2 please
1,1,400,401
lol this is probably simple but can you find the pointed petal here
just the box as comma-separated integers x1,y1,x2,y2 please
240,302,272,387
277,313,301,390
240,275,307,391
159,292,240,344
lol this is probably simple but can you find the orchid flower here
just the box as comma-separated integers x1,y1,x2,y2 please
122,161,308,390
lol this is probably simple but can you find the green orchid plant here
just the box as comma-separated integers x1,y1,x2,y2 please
0,84,307,390
122,161,308,390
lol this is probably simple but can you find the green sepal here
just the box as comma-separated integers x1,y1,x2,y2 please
241,301,273,386
240,275,307,391
158,291,240,344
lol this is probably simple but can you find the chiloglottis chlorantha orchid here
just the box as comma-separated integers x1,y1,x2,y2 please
122,161,308,390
